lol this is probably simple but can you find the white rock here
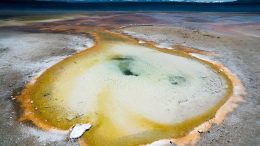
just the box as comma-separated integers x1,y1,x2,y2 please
147,140,176,146
69,124,92,139
138,40,146,44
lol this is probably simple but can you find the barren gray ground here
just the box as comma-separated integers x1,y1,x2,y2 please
0,31,93,146
0,12,259,146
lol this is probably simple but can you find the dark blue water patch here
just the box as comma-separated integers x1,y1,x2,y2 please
0,1,260,12
111,56,140,76
168,75,186,85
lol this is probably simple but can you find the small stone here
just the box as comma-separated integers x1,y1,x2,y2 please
69,123,92,139
148,140,176,146
138,40,145,44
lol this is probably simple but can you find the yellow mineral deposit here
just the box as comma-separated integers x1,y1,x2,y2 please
17,30,244,146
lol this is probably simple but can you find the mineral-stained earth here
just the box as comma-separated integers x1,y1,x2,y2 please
0,12,259,146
